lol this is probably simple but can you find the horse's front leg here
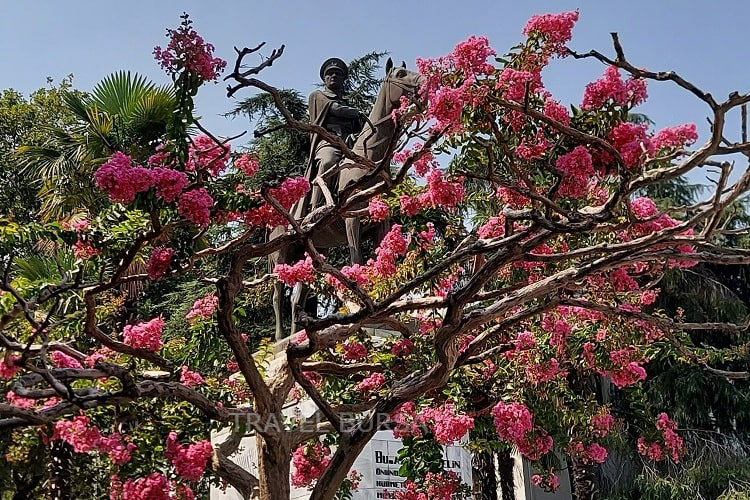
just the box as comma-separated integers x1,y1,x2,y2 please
346,216,363,265
273,280,285,341
290,282,311,337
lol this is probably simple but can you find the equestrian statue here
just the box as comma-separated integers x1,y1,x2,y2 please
269,57,424,340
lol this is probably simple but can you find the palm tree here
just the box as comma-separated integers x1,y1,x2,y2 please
18,71,175,221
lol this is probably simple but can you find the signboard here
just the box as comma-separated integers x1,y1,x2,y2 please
349,431,473,499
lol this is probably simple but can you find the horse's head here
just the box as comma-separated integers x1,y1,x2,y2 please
384,57,424,108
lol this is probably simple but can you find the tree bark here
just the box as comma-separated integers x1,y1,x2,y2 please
472,449,498,500
48,439,73,500
257,432,290,500
571,458,598,500
497,449,515,500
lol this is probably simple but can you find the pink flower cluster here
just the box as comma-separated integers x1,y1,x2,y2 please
51,351,83,369
245,177,310,228
122,317,164,352
477,215,506,239
146,247,175,280
154,20,226,82
368,197,389,221
419,403,474,445
645,412,684,462
342,341,368,362
398,169,465,216
416,36,496,133
391,338,414,357
531,472,560,492
526,358,564,385
568,440,608,464
492,401,553,460
391,402,423,439
608,122,655,169
72,240,101,259
166,431,213,482
94,152,153,204
178,188,214,227
497,68,543,102
180,366,205,387
372,225,409,277
0,353,20,379
97,433,137,465
186,294,219,324
356,372,386,392
393,142,439,177
395,481,428,500
581,66,647,111
94,152,189,205
555,145,595,199
523,10,580,56
492,402,533,443
653,123,698,150
638,414,683,463
186,135,230,176
424,471,461,499
591,414,615,437
235,153,259,177
274,254,316,286
52,415,102,453
110,472,189,500
291,441,331,488
608,348,647,388
515,130,550,160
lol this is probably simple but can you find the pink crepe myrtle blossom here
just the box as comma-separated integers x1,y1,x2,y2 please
391,338,414,357
51,351,83,369
0,353,20,379
51,415,102,453
523,10,580,56
291,441,331,488
185,295,219,324
653,123,698,150
581,65,647,111
151,167,188,203
391,402,423,439
180,366,205,387
341,341,368,362
97,433,136,465
274,254,316,286
72,240,100,260
419,403,474,445
235,153,259,177
591,414,615,437
368,197,389,221
146,247,175,280
178,188,213,227
166,431,213,482
110,472,173,500
356,372,386,392
531,472,560,492
93,152,153,204
122,317,164,352
154,18,226,82
186,135,230,175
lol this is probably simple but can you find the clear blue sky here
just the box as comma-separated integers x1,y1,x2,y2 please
2,0,749,182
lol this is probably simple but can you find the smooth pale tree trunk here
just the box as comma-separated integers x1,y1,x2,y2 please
472,449,498,500
49,440,73,500
497,449,516,500
257,432,291,500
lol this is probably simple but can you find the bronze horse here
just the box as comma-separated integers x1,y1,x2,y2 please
269,59,424,340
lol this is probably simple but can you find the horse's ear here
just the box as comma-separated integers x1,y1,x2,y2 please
385,57,393,75
401,61,406,68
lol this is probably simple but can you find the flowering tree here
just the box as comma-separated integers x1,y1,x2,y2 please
2,10,750,500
